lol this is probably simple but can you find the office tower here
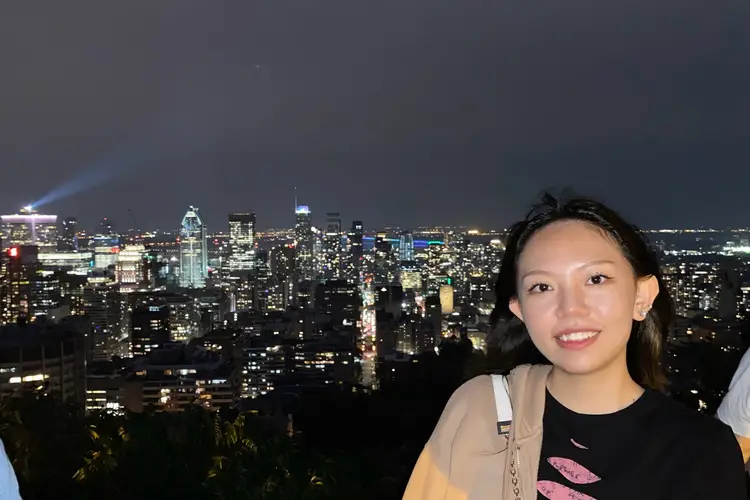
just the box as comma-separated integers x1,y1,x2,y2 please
323,212,342,279
130,304,170,356
0,245,60,323
116,244,146,289
346,220,363,280
228,212,256,273
399,231,415,263
178,207,208,289
294,205,314,281
314,279,360,328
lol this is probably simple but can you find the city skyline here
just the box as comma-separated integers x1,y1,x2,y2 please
2,1,750,230
7,201,750,234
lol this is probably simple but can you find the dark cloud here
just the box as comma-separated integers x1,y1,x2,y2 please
1,0,749,231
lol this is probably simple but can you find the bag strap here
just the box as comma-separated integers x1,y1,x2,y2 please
491,374,513,435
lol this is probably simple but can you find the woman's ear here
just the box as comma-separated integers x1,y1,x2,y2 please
632,275,659,321
509,298,524,322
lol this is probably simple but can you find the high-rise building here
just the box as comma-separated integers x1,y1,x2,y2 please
314,279,360,327
130,304,170,356
323,212,342,278
116,245,146,288
399,231,415,263
179,207,208,289
0,245,61,323
227,212,256,273
1,206,58,252
58,217,78,251
346,220,364,280
294,206,314,281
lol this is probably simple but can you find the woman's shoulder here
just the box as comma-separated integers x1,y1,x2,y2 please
452,364,552,401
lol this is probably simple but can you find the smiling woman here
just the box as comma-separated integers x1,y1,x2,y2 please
403,193,747,500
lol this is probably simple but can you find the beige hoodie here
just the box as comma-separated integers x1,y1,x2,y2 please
403,364,553,500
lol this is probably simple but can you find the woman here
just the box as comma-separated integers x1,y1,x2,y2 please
717,347,750,462
403,194,746,500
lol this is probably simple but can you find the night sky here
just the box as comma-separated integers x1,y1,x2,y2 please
1,1,749,231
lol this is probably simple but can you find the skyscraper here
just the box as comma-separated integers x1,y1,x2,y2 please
324,212,342,279
228,212,256,273
399,231,415,263
294,205,314,281
346,220,363,280
58,217,78,251
179,206,208,289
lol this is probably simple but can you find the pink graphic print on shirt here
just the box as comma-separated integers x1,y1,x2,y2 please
570,438,588,449
537,441,600,500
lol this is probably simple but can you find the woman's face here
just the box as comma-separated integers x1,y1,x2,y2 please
509,220,656,377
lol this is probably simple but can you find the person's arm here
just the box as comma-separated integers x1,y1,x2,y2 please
0,439,21,500
717,349,750,462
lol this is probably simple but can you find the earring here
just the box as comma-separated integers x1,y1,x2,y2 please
638,305,651,318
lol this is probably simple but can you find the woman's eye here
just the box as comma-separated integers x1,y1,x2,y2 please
529,283,551,293
588,274,611,285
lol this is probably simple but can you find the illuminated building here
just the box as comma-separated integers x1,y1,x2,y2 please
268,245,296,311
0,320,86,404
93,235,120,270
323,212,342,279
123,346,238,413
116,244,146,288
227,212,256,273
314,279,360,328
399,231,415,263
130,304,170,356
241,341,286,398
130,292,200,343
439,284,454,314
179,206,208,289
294,205,314,280
85,374,124,415
372,232,396,285
399,270,421,290
291,338,359,388
1,206,58,252
38,251,93,275
345,220,364,280
1,245,61,323
83,282,124,361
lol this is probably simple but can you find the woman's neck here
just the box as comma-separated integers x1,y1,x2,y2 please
546,361,644,415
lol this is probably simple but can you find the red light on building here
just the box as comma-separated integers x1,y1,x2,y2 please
7,247,18,257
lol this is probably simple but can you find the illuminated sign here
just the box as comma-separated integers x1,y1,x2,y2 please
8,247,18,257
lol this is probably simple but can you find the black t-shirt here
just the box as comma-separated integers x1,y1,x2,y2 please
536,388,747,500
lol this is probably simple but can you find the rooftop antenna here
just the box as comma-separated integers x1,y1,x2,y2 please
294,186,298,212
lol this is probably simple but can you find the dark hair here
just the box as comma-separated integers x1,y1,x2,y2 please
490,193,673,390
